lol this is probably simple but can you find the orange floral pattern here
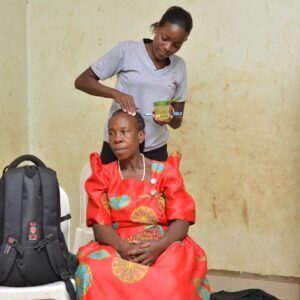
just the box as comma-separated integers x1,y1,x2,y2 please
127,226,163,241
112,257,148,284
130,206,158,224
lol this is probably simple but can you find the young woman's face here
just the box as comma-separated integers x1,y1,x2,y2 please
152,21,189,61
108,113,145,160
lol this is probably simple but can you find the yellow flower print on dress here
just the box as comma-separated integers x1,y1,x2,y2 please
130,206,158,225
127,225,164,241
102,193,111,214
155,192,166,212
112,257,148,284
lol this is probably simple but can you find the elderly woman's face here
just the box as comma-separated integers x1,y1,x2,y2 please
108,112,145,160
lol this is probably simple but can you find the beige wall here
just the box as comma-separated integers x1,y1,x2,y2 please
0,0,28,164
1,0,299,277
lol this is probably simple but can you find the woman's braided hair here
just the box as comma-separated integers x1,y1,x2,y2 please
110,109,145,131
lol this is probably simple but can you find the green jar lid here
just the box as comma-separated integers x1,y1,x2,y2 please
154,100,170,106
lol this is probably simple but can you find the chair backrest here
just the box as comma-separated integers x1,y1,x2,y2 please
59,186,70,247
79,164,91,226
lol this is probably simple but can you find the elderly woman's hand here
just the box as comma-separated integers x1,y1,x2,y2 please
117,239,150,261
127,240,165,266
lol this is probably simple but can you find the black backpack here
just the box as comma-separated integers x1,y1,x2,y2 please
0,154,76,300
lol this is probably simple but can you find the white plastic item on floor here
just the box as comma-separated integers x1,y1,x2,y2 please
0,187,75,300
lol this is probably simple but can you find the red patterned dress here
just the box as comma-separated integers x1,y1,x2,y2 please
75,152,210,300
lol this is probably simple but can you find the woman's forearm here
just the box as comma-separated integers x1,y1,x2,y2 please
93,223,124,252
168,102,185,129
159,219,189,250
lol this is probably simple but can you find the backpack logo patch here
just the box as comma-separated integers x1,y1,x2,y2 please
28,221,38,241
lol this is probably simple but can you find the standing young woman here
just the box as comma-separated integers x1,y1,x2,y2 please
75,6,193,163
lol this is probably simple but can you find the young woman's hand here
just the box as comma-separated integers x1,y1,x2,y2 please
152,103,183,128
112,90,137,116
152,104,173,126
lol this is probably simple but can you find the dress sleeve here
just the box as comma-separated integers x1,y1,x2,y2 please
163,153,195,224
85,152,112,227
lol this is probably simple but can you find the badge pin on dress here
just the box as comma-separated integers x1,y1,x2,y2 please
150,178,157,185
150,189,157,196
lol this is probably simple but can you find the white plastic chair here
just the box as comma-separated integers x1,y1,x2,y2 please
72,163,94,254
0,187,75,300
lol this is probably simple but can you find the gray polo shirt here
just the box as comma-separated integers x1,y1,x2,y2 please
91,39,187,152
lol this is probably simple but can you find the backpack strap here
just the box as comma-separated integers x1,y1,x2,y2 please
45,241,77,300
0,168,24,282
60,213,71,222
38,167,76,300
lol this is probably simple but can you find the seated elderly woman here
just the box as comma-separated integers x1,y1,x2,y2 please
75,109,210,300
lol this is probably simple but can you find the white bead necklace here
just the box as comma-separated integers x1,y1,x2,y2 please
118,154,146,181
